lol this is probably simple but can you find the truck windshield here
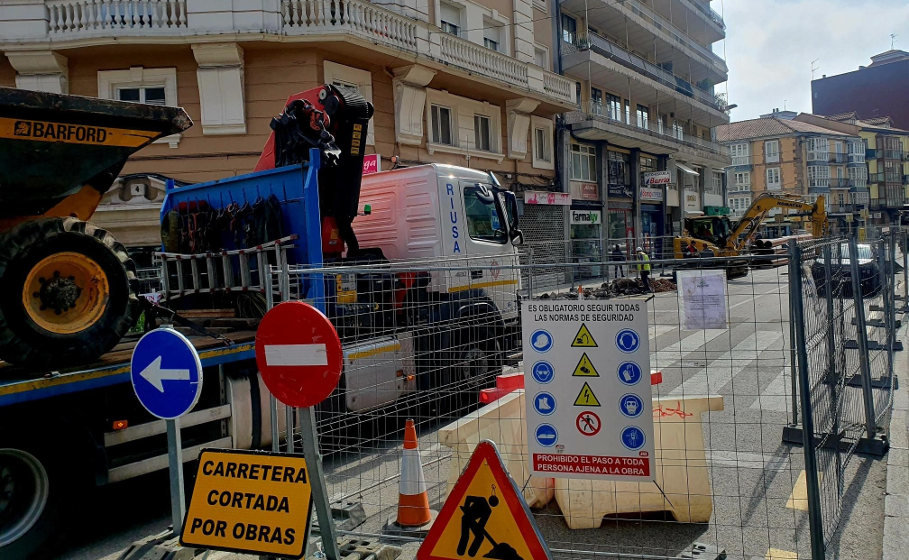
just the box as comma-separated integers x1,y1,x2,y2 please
464,185,507,243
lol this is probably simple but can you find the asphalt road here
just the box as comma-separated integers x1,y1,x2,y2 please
55,266,890,560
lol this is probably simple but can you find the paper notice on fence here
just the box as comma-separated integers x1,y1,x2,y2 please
678,270,728,330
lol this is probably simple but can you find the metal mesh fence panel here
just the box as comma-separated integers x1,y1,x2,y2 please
259,246,894,560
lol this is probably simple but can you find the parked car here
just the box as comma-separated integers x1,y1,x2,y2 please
810,243,880,297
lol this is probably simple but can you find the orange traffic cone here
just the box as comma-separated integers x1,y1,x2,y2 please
385,419,436,534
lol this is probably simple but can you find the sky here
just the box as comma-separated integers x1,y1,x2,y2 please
715,0,909,121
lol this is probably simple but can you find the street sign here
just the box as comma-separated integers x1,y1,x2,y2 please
131,327,203,420
255,301,343,408
417,440,551,560
181,448,313,558
522,300,655,481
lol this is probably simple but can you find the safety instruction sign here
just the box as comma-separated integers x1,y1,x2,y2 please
181,449,313,558
417,440,551,560
522,300,655,480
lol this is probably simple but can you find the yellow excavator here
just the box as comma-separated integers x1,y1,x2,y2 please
673,192,828,278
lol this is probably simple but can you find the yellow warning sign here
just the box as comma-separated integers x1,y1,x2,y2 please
417,440,551,560
571,323,598,347
572,353,599,377
181,449,313,558
574,382,601,406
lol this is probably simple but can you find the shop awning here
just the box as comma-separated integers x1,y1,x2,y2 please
675,162,700,176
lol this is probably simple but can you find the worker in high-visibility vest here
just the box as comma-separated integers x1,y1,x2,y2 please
636,247,654,293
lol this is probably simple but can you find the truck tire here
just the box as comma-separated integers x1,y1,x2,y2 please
0,218,139,368
0,447,60,559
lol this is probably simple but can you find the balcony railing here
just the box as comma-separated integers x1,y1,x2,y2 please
579,32,724,113
869,171,903,183
828,178,853,188
47,0,189,33
622,0,728,75
4,0,575,106
685,0,725,29
883,150,904,160
828,152,847,163
570,101,726,156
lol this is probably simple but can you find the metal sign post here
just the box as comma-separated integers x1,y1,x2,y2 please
166,418,186,532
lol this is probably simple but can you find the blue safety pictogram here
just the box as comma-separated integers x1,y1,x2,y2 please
531,361,555,384
619,394,644,418
615,329,640,353
621,426,646,450
530,330,553,353
535,424,558,447
617,362,643,386
533,392,556,416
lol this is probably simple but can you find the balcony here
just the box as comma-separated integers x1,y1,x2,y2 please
869,171,903,184
561,0,727,86
829,204,861,214
564,101,728,166
562,34,728,127
0,0,575,108
646,0,725,45
828,152,847,163
828,178,853,188
883,150,904,160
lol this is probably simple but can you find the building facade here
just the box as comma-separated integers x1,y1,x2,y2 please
812,50,909,131
796,112,909,230
556,0,730,263
0,0,575,251
717,114,866,237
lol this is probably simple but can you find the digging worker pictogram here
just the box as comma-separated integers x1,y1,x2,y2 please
457,486,524,560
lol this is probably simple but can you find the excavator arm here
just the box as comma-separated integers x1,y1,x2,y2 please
729,193,828,251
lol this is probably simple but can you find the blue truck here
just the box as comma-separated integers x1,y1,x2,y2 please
0,84,524,557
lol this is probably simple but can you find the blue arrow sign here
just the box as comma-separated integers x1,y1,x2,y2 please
131,328,203,419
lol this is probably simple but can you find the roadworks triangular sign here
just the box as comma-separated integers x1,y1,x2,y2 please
572,353,599,377
417,440,551,560
571,323,597,347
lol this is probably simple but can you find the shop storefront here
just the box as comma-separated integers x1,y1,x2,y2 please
640,186,664,258
607,149,634,248
570,208,603,278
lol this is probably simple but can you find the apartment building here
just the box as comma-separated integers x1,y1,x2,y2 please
796,112,909,230
0,0,575,250
556,0,730,261
812,50,909,131
717,113,865,236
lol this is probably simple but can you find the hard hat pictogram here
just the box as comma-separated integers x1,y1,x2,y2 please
417,441,551,560
572,353,599,377
571,323,598,347
573,382,601,407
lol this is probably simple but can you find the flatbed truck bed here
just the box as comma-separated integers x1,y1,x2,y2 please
0,331,256,407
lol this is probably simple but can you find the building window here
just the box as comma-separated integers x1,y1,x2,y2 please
534,45,550,70
808,137,828,161
440,2,462,36
590,88,603,115
807,165,829,187
710,171,723,195
98,67,180,146
848,139,865,163
733,171,751,191
764,140,779,163
636,104,649,129
672,121,685,141
532,116,554,170
606,93,621,122
729,142,749,165
561,14,577,44
483,19,501,52
624,100,631,125
848,166,867,189
766,167,781,190
474,114,491,151
431,104,454,145
570,143,597,181
608,151,630,187
325,61,374,145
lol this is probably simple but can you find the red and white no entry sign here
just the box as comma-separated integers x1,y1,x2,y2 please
255,301,343,408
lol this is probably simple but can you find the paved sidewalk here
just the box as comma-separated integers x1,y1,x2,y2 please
883,327,909,559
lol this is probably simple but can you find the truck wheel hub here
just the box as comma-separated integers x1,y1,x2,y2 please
34,272,82,314
0,449,49,547
22,251,109,334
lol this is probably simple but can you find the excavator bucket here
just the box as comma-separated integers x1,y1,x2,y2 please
0,87,192,219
